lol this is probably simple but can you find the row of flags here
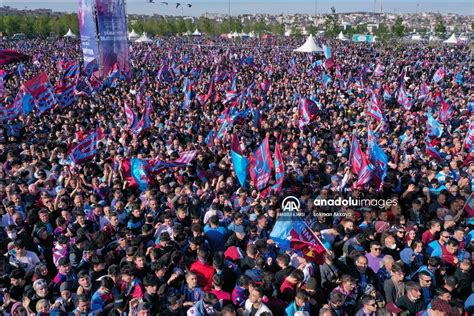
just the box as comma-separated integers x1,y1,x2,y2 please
1,61,125,122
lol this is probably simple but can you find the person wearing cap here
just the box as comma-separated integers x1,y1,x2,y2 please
51,281,76,313
161,295,185,316
91,277,115,314
396,281,426,315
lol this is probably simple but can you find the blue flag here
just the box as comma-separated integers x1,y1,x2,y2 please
368,141,388,189
231,134,249,187
22,93,33,114
131,158,150,191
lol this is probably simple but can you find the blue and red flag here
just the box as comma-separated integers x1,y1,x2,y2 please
271,142,285,193
124,101,137,129
321,73,331,90
349,136,364,175
68,128,104,167
131,96,152,136
322,44,331,59
454,70,463,85
259,79,270,95
0,89,24,122
368,140,388,189
439,98,453,123
433,67,445,84
427,112,444,139
249,136,273,190
231,134,249,187
355,153,375,188
464,120,474,151
63,62,80,81
426,145,444,161
270,215,326,264
252,107,261,130
374,64,384,77
297,98,315,129
23,72,58,115
55,81,77,107
368,92,384,122
397,85,413,111
419,82,429,99
205,130,215,148
131,158,150,191
147,150,197,174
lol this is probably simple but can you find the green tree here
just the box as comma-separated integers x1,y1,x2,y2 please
391,17,405,37
434,16,446,35
324,6,340,37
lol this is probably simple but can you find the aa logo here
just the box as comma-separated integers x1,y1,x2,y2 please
282,196,300,213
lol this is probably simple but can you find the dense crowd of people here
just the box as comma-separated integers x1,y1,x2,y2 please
0,34,473,316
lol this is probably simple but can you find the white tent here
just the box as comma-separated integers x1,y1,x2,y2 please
248,31,256,38
192,29,202,36
229,31,240,38
294,34,323,53
411,34,422,41
136,32,153,43
337,31,348,41
443,33,458,44
63,29,77,38
429,35,440,42
128,29,139,40
182,30,192,36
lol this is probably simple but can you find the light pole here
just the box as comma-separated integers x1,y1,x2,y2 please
228,0,231,17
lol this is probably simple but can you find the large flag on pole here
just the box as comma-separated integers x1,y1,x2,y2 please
231,134,249,187
68,128,104,167
249,136,273,190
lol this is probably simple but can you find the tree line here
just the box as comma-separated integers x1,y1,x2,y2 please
0,10,452,40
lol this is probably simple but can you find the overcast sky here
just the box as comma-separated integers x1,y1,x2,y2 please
3,0,473,16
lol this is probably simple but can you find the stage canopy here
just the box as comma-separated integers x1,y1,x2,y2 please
294,34,323,53
64,29,77,38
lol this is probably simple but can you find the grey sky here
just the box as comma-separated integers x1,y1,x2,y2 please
2,0,473,16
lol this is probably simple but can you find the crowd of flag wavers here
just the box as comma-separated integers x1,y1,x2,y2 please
0,34,473,316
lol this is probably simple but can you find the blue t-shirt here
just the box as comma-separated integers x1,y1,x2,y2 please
204,226,227,252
